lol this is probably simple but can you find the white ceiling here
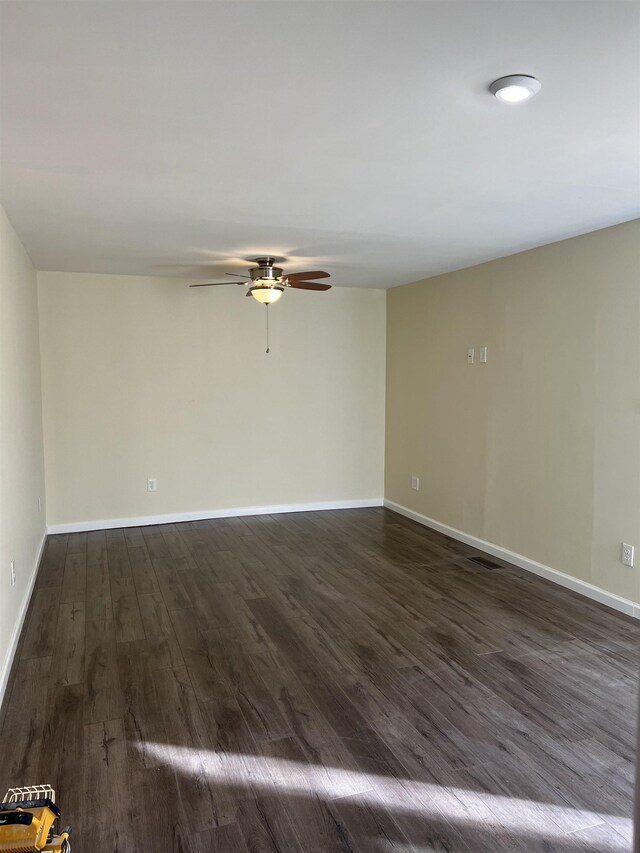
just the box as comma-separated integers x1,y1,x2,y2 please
1,1,638,288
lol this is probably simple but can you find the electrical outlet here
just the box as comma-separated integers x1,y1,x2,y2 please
10,561,15,586
411,476,420,491
147,478,158,493
622,543,635,567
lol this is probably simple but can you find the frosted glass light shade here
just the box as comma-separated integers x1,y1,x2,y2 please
250,285,284,304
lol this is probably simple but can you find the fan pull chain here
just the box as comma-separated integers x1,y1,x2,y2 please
265,304,270,354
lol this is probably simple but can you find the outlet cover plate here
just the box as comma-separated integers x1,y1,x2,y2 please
622,543,635,567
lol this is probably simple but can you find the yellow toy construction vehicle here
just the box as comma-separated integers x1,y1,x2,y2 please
0,786,71,852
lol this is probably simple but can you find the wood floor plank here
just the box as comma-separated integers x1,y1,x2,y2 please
199,694,256,758
117,640,168,771
83,719,135,852
86,529,107,566
235,793,302,853
20,587,61,659
192,823,249,853
37,684,85,839
181,570,247,634
111,575,146,643
326,789,415,853
153,556,192,611
83,617,123,724
204,629,292,743
65,531,87,555
123,525,146,544
86,560,113,621
131,765,197,853
169,607,231,702
248,645,372,798
178,567,224,625
153,665,236,831
258,736,358,853
36,538,67,588
106,530,132,578
49,601,85,688
128,544,161,595
215,551,266,599
138,591,185,668
162,528,199,569
562,821,628,852
452,757,603,838
0,657,51,787
143,526,172,559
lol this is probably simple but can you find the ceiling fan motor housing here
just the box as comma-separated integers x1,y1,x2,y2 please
250,257,284,283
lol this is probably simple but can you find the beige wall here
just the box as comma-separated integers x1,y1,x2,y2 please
38,273,386,527
386,220,640,602
0,206,46,699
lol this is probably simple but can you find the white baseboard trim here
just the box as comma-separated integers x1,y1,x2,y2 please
0,529,47,712
384,499,640,620
47,498,384,535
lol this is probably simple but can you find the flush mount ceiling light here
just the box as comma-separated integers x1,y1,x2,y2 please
490,74,541,103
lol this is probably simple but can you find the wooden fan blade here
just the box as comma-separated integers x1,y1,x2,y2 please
189,282,246,287
287,281,332,291
284,270,330,282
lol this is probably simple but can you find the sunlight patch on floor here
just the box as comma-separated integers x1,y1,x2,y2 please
137,741,630,846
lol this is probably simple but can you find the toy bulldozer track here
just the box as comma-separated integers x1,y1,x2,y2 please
0,786,71,852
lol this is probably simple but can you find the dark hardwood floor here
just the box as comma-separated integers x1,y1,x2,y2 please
0,508,636,852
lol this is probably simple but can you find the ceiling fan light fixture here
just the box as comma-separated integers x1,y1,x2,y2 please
490,74,541,103
250,284,284,304
189,258,331,304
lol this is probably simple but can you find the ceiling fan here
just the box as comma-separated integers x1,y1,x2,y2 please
189,256,331,304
